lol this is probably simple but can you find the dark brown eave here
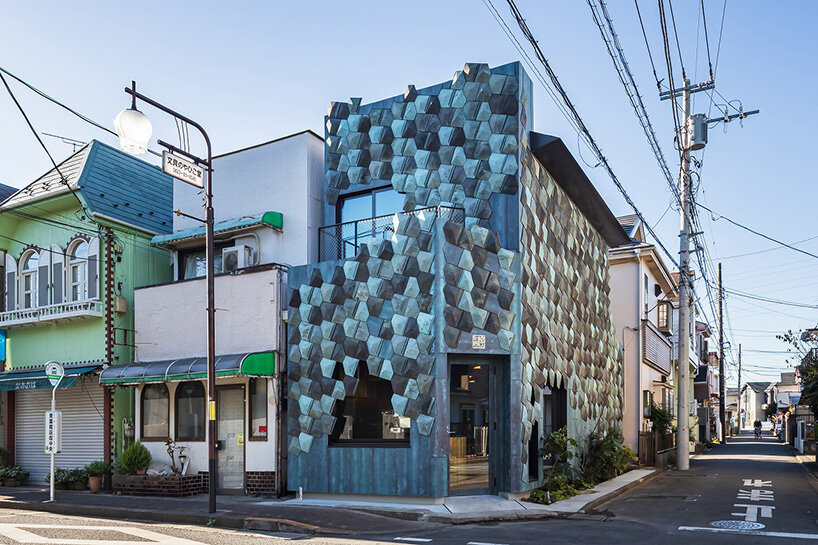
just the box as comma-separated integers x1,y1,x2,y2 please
529,132,630,248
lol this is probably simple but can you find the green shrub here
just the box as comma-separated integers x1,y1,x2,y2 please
0,447,13,468
649,404,673,435
85,461,111,477
45,467,83,484
0,466,28,481
116,442,151,475
581,429,637,483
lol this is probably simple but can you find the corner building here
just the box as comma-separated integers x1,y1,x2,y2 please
287,62,629,500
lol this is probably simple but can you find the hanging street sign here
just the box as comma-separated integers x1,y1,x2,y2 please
45,410,62,454
162,151,204,188
45,361,64,387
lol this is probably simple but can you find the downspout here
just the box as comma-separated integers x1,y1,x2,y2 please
635,250,643,446
274,263,289,497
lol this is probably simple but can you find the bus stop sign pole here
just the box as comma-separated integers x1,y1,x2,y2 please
44,361,64,503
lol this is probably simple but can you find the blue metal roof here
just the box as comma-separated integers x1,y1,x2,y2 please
77,140,173,234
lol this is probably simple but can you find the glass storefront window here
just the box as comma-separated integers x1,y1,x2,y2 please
249,378,268,439
141,384,169,440
175,381,205,441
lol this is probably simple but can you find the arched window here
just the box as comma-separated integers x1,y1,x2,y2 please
141,384,169,440
67,239,89,301
20,251,38,309
175,381,205,441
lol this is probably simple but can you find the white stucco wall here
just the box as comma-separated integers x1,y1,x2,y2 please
171,131,324,267
134,376,277,475
134,268,279,362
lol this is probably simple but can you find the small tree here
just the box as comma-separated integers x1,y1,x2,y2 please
764,401,778,421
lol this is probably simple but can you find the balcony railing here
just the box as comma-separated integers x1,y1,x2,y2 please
0,300,104,328
643,319,672,375
318,205,465,262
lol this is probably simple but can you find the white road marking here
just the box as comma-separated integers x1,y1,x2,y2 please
467,542,510,545
0,524,205,545
742,479,772,487
679,526,818,540
393,539,433,543
732,503,775,522
736,489,774,501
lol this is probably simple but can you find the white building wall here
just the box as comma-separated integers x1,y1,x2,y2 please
134,376,277,475
171,131,323,268
134,268,279,362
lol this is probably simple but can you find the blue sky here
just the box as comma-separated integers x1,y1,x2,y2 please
1,1,816,385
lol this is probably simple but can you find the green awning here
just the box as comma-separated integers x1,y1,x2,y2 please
99,352,276,385
150,212,283,248
0,363,102,392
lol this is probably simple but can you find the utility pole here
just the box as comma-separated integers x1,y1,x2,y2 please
674,78,694,471
737,344,742,431
719,263,726,442
660,75,758,469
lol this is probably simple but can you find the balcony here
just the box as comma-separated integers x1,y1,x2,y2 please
318,205,465,262
642,319,672,375
0,300,104,328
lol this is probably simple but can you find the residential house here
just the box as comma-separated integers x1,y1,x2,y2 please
766,372,799,412
100,130,324,495
286,62,629,500
725,386,739,434
694,348,720,442
0,183,17,202
741,381,771,429
609,214,676,461
0,140,172,483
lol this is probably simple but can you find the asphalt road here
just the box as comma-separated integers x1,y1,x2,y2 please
0,432,813,544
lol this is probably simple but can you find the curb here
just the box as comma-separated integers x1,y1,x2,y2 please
356,469,666,524
579,468,666,513
0,499,335,536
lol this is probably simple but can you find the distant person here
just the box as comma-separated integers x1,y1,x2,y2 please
753,419,762,439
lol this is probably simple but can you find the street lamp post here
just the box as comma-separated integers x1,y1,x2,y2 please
115,82,217,513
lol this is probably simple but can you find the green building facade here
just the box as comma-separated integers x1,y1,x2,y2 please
0,140,172,483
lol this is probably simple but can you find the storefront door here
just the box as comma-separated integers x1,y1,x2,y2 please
216,386,245,492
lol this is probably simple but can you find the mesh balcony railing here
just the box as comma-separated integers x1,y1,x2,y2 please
318,205,465,262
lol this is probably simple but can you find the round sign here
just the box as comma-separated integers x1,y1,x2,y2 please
44,361,64,387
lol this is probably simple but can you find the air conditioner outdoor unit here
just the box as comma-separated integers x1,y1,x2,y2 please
222,245,252,273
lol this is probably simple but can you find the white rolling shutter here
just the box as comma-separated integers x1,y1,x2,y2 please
15,377,105,484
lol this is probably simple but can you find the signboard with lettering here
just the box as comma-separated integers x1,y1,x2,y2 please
162,152,204,188
45,362,64,387
45,410,62,454
472,334,486,350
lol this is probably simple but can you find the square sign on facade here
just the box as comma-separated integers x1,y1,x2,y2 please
45,411,62,454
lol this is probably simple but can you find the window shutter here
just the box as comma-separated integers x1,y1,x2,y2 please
4,253,15,311
88,237,100,300
51,244,64,305
38,249,50,307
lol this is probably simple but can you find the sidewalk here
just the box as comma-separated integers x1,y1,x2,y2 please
0,468,659,533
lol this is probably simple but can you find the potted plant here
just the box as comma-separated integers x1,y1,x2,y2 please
64,468,87,490
2,467,29,487
115,441,152,475
45,468,67,490
85,461,110,492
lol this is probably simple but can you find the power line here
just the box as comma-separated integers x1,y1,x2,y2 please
634,0,662,89
665,0,686,80
714,235,818,261
0,64,160,158
699,0,714,81
719,285,818,310
697,202,818,261
0,71,90,219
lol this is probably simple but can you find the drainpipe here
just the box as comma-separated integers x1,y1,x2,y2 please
634,250,643,447
274,264,289,497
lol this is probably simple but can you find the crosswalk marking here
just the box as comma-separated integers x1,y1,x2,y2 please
679,526,818,540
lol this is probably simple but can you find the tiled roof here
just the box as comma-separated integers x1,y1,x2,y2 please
777,372,797,386
2,140,173,235
1,146,90,208
0,183,18,203
744,381,771,392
